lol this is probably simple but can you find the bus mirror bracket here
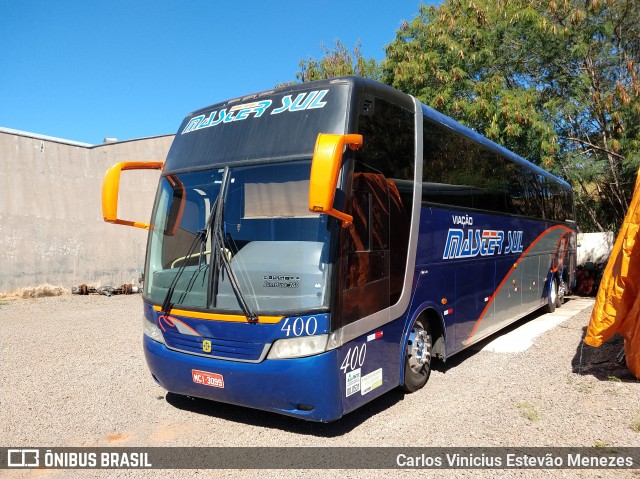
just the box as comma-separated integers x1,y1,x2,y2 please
308,133,363,228
102,161,164,230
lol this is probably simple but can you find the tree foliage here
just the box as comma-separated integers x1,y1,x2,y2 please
383,0,640,232
280,40,381,87
284,1,639,231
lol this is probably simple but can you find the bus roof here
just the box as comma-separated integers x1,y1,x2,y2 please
185,76,414,119
178,76,570,190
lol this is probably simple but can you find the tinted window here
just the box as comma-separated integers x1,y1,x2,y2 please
423,118,573,222
357,97,415,182
546,179,575,222
423,119,513,212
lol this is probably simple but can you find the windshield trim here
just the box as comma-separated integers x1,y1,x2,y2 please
162,154,314,176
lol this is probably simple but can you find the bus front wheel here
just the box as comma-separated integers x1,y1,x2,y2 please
403,318,432,393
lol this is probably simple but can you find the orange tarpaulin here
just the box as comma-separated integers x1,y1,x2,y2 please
585,168,640,378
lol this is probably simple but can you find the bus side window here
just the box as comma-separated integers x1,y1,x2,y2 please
345,173,391,290
340,170,392,323
349,189,371,253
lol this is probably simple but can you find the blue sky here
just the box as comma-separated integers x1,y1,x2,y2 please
1,1,434,145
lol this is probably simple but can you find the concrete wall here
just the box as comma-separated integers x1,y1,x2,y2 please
0,130,174,294
577,231,615,266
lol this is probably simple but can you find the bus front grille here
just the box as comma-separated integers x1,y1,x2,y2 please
162,331,268,363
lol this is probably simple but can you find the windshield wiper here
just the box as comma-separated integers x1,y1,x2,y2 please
161,227,207,315
210,167,259,322
160,184,219,315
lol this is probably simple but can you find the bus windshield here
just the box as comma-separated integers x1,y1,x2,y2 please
144,160,333,314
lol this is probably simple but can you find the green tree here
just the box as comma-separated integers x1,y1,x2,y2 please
279,40,381,87
544,0,640,231
383,0,640,232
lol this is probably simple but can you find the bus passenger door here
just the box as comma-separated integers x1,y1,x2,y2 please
338,171,401,413
340,172,391,324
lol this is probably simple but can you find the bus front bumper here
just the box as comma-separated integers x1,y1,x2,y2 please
144,335,343,422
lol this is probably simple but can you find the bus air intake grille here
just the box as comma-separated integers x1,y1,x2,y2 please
162,331,266,362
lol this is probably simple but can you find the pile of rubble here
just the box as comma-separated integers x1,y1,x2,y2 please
71,284,141,297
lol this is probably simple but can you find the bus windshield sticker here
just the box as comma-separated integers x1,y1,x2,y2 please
182,100,272,134
181,89,329,135
263,275,300,289
271,90,328,114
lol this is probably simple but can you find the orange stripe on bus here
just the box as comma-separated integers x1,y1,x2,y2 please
464,225,573,345
550,230,571,274
153,305,283,324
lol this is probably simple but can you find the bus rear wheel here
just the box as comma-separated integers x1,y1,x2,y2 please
544,278,558,314
403,318,432,393
556,280,566,308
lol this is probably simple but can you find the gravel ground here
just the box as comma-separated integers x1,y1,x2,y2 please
0,294,638,479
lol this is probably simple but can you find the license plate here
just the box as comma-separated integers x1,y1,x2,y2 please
192,369,224,388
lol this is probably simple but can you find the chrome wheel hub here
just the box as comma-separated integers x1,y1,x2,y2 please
558,281,566,301
407,326,431,373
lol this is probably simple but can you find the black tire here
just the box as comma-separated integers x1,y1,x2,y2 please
402,318,432,393
556,280,565,308
544,278,557,313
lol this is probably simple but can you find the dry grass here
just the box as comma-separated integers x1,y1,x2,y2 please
632,415,640,433
0,284,66,300
517,401,541,422
594,440,611,448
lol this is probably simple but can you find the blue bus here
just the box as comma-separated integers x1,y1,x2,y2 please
102,77,576,422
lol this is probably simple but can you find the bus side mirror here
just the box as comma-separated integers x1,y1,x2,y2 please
308,133,363,228
102,161,164,229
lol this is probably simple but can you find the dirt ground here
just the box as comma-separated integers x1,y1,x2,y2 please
0,294,638,478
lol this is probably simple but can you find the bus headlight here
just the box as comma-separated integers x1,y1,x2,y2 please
267,335,329,359
143,316,166,344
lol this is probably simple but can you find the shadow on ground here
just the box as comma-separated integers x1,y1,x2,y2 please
165,387,407,437
572,326,636,382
